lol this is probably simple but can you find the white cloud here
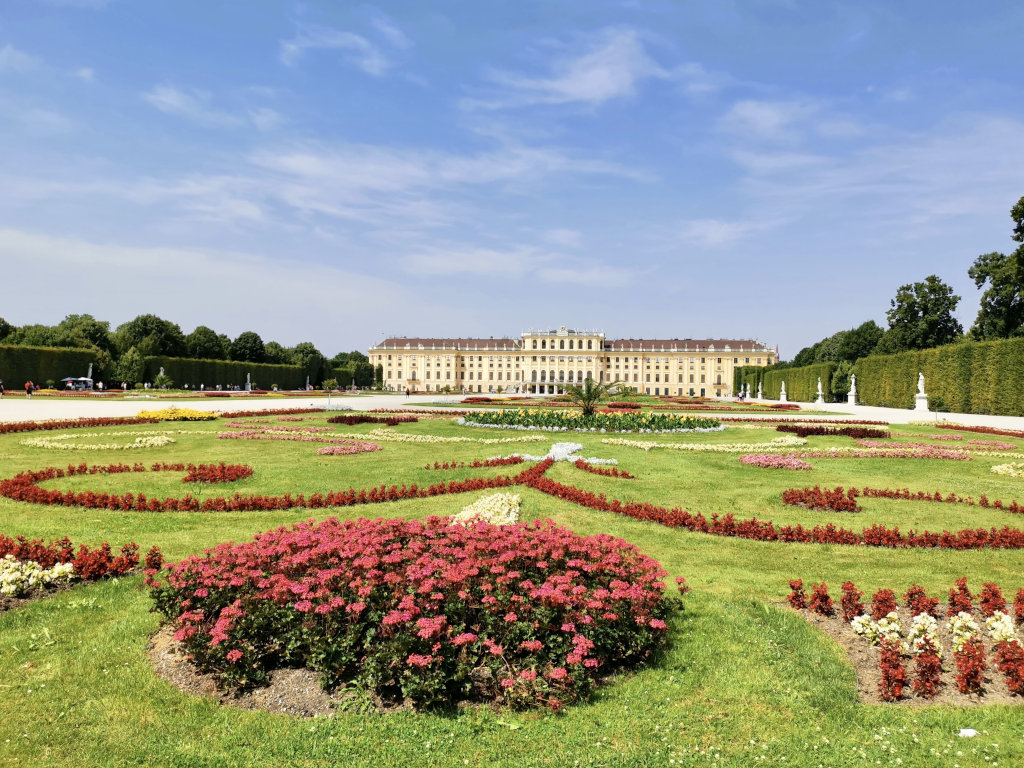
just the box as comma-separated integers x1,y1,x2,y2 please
677,218,764,247
142,84,282,131
0,93,75,134
371,16,412,50
279,24,391,75
0,44,39,73
469,28,666,109
542,228,582,248
74,67,95,82
719,99,815,142
143,84,243,127
0,228,464,350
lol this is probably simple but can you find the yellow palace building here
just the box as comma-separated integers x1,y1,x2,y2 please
369,326,776,397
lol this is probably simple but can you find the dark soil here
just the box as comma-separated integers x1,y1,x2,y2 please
791,604,1023,706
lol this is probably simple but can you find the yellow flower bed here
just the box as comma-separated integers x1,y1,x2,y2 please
137,408,218,422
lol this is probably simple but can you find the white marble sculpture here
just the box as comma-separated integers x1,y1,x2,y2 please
847,373,857,405
779,381,787,402
914,372,929,412
814,376,825,405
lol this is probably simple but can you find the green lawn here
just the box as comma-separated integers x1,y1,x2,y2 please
0,414,1022,767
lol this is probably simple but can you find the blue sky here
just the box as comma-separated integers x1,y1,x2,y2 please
2,0,1022,358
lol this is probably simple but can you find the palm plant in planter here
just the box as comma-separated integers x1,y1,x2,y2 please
562,378,624,417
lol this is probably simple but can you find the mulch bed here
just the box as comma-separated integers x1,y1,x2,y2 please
790,604,1023,706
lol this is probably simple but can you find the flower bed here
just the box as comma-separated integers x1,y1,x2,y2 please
219,408,324,419
936,423,1024,439
337,429,546,445
425,458,525,470
180,463,255,484
315,442,383,456
776,425,890,439
326,414,419,426
21,431,177,451
738,454,813,470
458,409,722,434
993,463,1024,478
855,439,1017,452
787,578,1024,703
149,516,682,710
0,416,159,435
783,485,1024,515
450,492,522,525
0,533,157,597
573,460,634,479
782,486,861,512
603,436,807,452
137,408,218,422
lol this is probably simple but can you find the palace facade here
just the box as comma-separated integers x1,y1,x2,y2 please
369,326,776,397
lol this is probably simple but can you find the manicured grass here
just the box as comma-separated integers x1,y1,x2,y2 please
0,414,1022,767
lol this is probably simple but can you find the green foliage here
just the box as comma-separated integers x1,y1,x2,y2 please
0,317,13,342
830,361,853,398
229,331,266,363
263,341,293,365
761,363,835,402
186,326,229,360
879,275,963,352
562,377,620,416
0,343,96,387
321,378,339,391
465,408,719,431
853,335,1024,414
112,346,144,385
114,314,187,358
290,342,327,385
143,356,306,389
968,198,1024,340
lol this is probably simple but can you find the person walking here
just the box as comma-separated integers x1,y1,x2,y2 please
24,380,34,398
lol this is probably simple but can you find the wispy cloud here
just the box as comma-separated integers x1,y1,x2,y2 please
719,99,816,142
676,218,770,247
142,84,282,131
0,44,40,73
467,28,666,110
73,67,95,82
279,23,392,75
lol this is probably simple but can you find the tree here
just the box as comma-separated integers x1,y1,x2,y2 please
877,275,963,353
230,331,265,363
263,341,293,365
290,342,326,385
0,317,12,342
187,326,229,359
56,314,114,355
837,320,884,360
114,315,187,357
112,346,144,385
562,378,622,417
968,196,1024,340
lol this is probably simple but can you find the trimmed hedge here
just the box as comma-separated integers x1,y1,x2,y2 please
0,344,96,388
759,363,835,402
853,337,1024,415
332,361,376,388
143,356,306,390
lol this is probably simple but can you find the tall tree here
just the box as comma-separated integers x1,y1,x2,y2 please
968,196,1024,340
187,326,229,359
263,341,294,365
230,331,266,363
0,317,12,342
114,315,187,357
876,275,963,353
290,342,327,385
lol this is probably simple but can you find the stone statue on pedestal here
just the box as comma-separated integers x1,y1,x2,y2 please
814,376,825,405
779,381,787,402
847,373,857,405
914,372,929,412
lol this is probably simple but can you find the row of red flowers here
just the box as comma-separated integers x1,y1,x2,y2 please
783,485,1024,515
0,415,158,435
572,460,634,479
7,460,1024,549
326,414,419,426
149,515,683,710
775,424,890,439
218,408,324,419
0,533,160,580
936,423,1024,439
425,458,526,470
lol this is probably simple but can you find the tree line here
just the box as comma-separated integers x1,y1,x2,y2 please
0,314,372,387
782,195,1024,396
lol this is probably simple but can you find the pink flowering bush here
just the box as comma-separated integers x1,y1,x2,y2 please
738,454,813,470
150,516,682,710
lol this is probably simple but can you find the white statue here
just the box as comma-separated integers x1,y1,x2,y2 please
917,372,925,395
756,382,763,400
816,377,823,396
779,380,787,402
850,373,857,392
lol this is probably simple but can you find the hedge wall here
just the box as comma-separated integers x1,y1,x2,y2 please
762,363,835,402
0,344,96,388
733,366,764,396
332,362,376,388
853,337,1024,415
143,356,306,390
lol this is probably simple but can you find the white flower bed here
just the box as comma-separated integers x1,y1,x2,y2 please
948,611,981,652
330,429,546,445
456,417,726,435
450,493,522,526
907,613,942,656
987,611,1017,644
506,441,618,465
601,435,807,453
851,611,903,649
22,431,182,450
0,555,76,597
991,462,1024,477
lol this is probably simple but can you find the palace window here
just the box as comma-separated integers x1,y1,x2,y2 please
587,340,593,349
560,340,565,349
569,340,574,349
